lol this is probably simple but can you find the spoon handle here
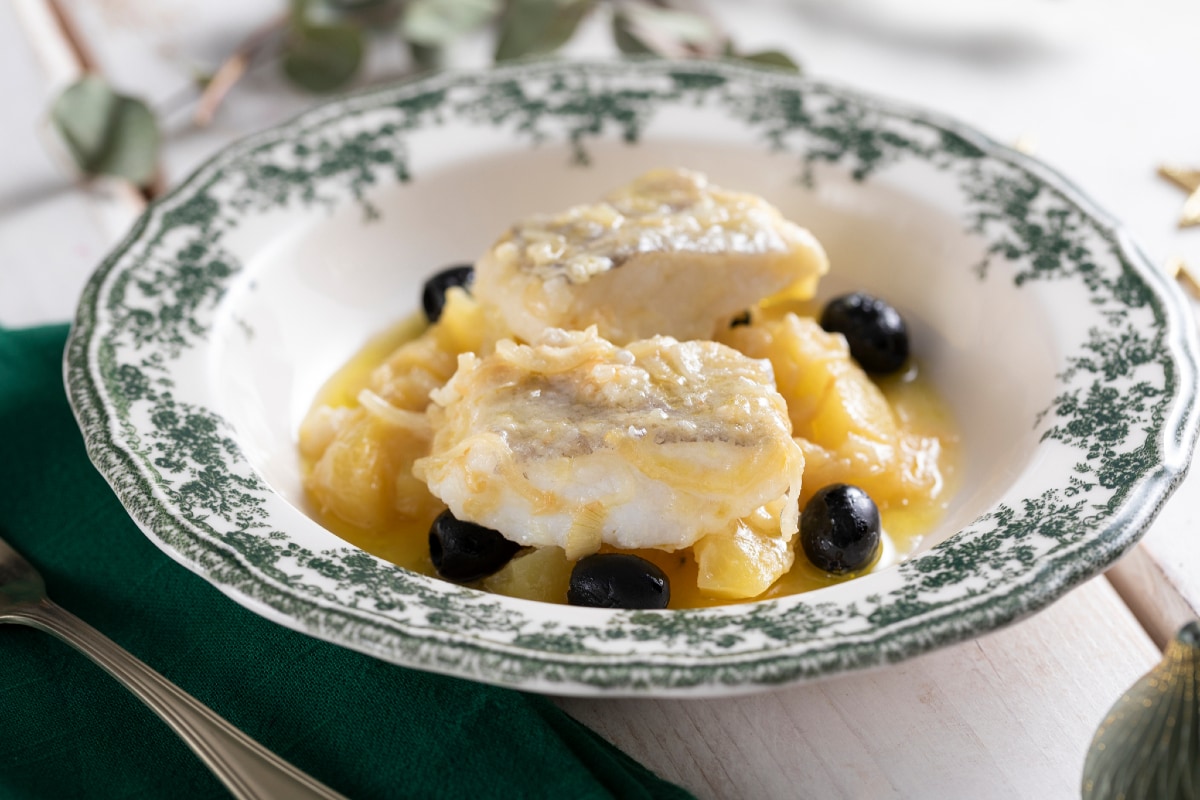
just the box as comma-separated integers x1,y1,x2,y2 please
10,599,347,800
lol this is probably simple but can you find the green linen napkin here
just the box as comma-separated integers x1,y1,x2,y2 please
0,324,692,800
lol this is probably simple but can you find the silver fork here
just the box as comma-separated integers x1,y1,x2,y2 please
0,533,347,800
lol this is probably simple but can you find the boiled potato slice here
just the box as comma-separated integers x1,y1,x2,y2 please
306,407,439,531
369,288,498,410
483,546,572,603
694,502,794,599
723,312,940,507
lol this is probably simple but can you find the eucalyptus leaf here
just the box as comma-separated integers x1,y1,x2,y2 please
623,5,717,47
325,0,397,12
403,0,500,46
736,49,801,73
612,11,655,56
50,75,160,187
282,21,365,92
408,40,444,71
494,0,595,61
612,4,722,59
326,0,400,22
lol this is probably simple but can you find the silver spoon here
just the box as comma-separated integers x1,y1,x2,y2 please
0,532,347,800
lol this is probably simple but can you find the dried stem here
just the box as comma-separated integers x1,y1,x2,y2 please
193,12,288,128
44,0,98,73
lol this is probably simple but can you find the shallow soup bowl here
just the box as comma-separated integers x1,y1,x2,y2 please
66,59,1200,696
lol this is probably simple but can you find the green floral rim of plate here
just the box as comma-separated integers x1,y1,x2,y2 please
66,59,1200,694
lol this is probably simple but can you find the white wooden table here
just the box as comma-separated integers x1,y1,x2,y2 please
4,2,1198,797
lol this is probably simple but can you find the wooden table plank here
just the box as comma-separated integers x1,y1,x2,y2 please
1108,543,1200,649
557,577,1160,800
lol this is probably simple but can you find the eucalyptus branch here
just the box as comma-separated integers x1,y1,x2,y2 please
46,0,800,190
44,0,164,198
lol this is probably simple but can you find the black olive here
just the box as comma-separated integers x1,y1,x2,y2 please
429,510,520,582
422,264,474,323
819,291,909,374
567,553,670,609
800,484,882,574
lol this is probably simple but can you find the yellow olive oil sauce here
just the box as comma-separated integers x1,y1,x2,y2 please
301,313,960,609
300,315,437,575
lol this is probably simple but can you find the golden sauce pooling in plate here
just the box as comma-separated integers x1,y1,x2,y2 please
299,296,960,609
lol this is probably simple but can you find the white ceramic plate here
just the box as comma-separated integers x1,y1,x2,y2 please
66,59,1200,696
